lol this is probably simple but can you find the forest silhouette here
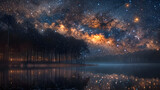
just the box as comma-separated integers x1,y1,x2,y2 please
0,14,89,64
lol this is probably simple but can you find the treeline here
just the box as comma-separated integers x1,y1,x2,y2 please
0,14,89,63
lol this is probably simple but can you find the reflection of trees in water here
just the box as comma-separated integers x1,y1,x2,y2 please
0,68,160,90
0,68,89,90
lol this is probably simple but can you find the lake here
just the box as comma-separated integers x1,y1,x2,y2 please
0,64,160,90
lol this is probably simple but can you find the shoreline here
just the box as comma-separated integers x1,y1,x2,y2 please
0,63,96,69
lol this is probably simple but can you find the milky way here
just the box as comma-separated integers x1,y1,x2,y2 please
0,0,160,55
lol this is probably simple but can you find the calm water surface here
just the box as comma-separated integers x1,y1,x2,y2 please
0,64,160,90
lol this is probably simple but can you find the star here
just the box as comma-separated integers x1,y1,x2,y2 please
134,17,140,23
125,3,130,8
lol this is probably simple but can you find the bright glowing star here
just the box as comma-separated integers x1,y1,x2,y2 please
125,3,130,8
117,45,119,47
134,17,140,23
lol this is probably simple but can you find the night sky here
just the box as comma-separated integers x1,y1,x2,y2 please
0,0,160,56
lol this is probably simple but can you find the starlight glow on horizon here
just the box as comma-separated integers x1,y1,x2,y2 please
0,0,160,55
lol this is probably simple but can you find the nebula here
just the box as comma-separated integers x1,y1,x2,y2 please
0,0,160,55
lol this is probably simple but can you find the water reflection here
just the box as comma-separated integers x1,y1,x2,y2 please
0,68,89,90
0,67,160,90
84,72,160,90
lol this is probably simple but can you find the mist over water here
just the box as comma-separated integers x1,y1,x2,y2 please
85,63,160,78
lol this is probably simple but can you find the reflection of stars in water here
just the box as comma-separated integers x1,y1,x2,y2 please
82,72,160,90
